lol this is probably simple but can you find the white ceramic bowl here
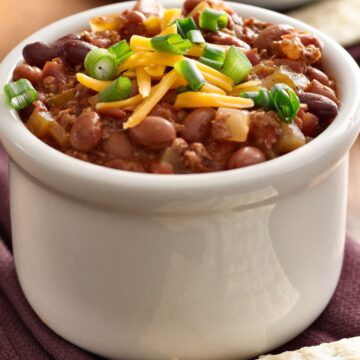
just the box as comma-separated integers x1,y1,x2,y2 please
236,0,313,10
0,1,360,359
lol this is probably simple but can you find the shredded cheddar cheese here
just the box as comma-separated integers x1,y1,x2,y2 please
174,92,254,109
144,65,166,77
158,23,178,36
143,16,162,35
130,35,152,52
201,83,226,95
96,94,143,110
232,80,263,95
124,70,179,129
161,9,182,30
188,2,210,18
136,67,151,98
76,73,112,92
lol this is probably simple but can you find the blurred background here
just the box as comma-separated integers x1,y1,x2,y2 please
1,0,360,237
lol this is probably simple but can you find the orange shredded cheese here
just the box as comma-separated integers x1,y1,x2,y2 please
188,2,210,18
96,94,143,110
161,9,182,30
124,70,179,129
76,73,112,92
136,67,151,98
174,92,254,109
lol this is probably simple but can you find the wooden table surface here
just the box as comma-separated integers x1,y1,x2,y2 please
2,0,360,239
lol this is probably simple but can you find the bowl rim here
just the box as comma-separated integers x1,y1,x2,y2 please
0,0,360,195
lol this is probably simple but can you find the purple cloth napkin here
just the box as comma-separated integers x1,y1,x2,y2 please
0,143,360,359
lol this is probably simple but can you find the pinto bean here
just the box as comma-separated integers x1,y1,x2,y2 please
129,116,176,149
205,31,250,48
133,0,164,17
12,64,42,86
305,66,332,87
306,79,338,104
181,108,215,143
228,146,266,169
102,131,134,159
69,111,103,153
61,40,95,67
23,42,62,68
254,24,293,51
298,92,338,120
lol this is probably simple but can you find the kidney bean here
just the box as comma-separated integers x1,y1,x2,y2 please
61,40,95,67
228,146,266,169
69,111,103,153
12,64,42,86
119,10,146,41
181,108,215,143
104,159,145,172
102,131,134,159
254,24,293,51
298,92,338,120
23,42,62,68
306,79,338,104
133,0,164,17
305,66,332,87
129,116,176,149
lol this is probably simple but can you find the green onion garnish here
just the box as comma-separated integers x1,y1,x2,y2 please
186,30,205,44
176,85,192,94
199,44,225,71
271,84,300,123
97,76,132,103
176,17,197,38
151,34,192,55
108,40,133,65
3,79,38,110
222,46,252,85
84,48,117,80
199,8,228,32
174,59,205,91
240,89,273,111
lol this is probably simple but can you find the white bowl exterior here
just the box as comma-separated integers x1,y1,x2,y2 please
11,157,347,360
0,1,359,359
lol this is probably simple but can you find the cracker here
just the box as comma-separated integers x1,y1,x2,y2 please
288,0,360,46
259,337,360,359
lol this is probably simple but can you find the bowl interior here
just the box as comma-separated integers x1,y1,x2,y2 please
0,0,359,203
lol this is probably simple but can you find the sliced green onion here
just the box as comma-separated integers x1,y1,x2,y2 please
176,17,197,38
176,85,192,94
186,30,205,44
199,8,228,32
271,83,300,123
222,46,252,85
108,40,133,65
151,34,192,55
84,48,117,80
97,76,132,102
174,59,205,91
240,88,273,111
199,43,225,71
4,79,38,110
